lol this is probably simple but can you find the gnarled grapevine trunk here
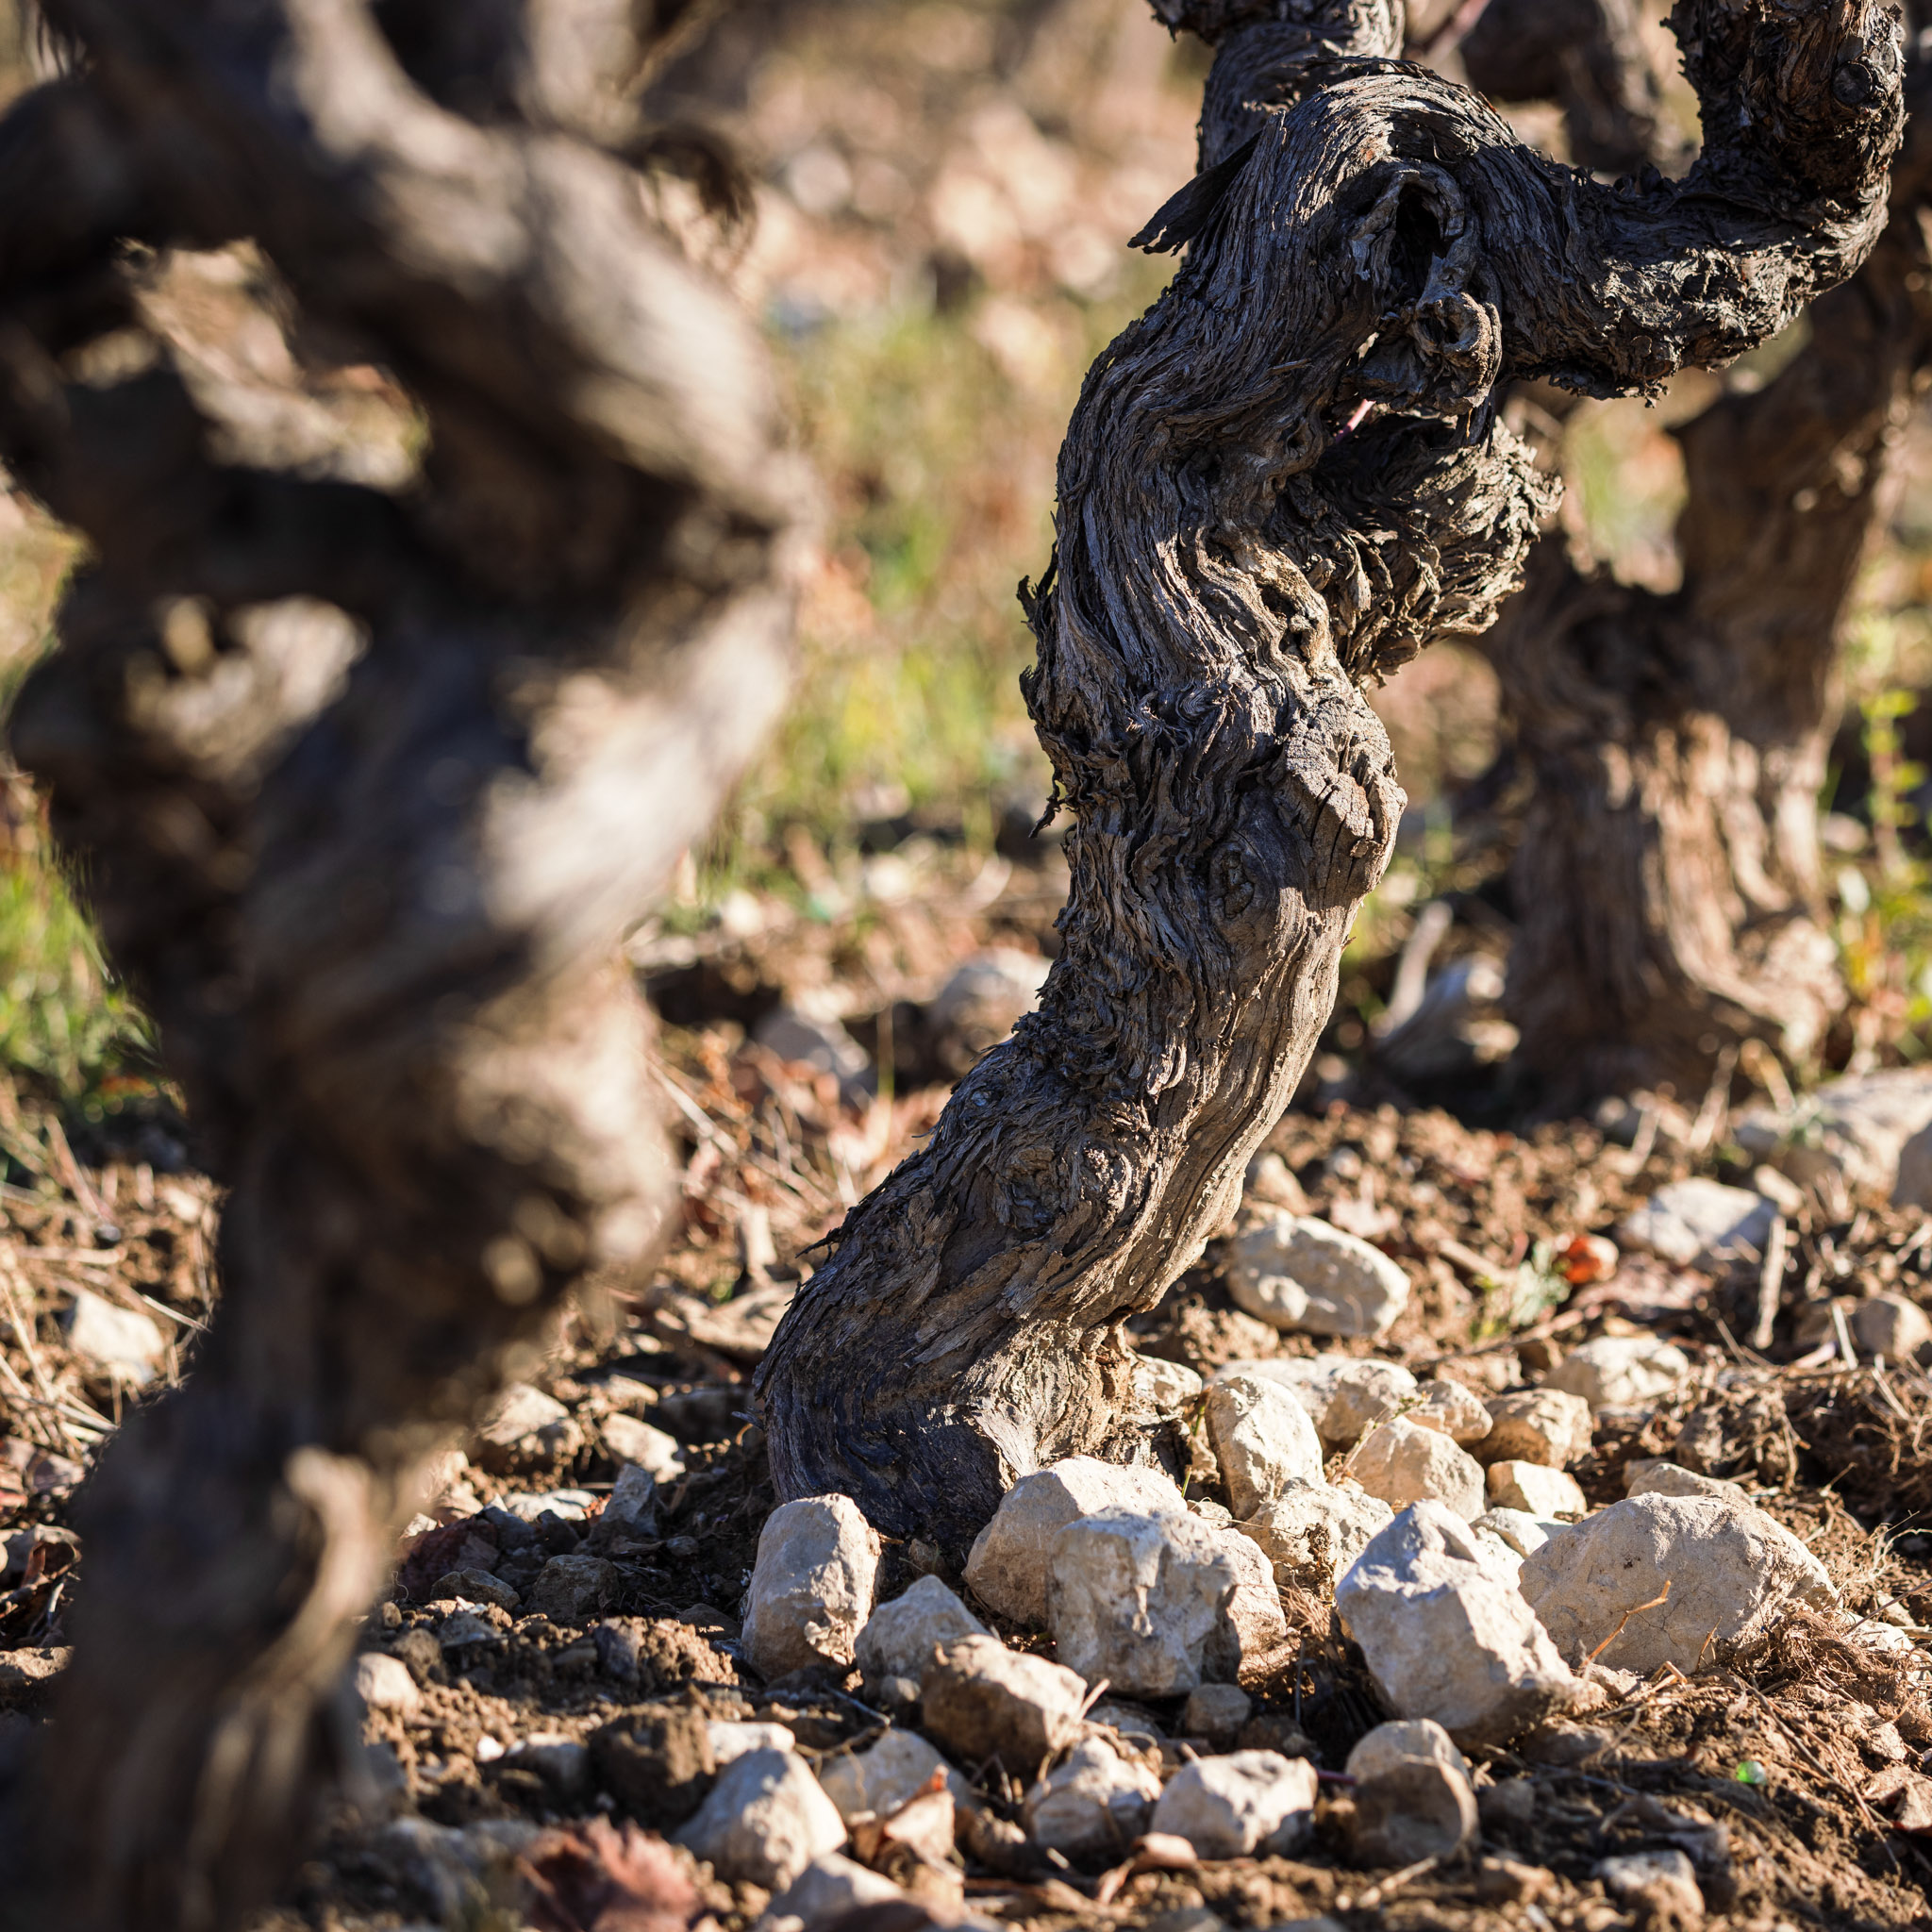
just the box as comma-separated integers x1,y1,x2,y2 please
1486,41,1932,1101
0,4,802,1926
756,0,1904,1547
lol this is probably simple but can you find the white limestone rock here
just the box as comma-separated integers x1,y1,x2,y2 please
1623,1459,1748,1505
1211,1517,1291,1658
1476,1390,1595,1469
1851,1293,1932,1363
1319,1361,1421,1449
1473,1507,1557,1558
1224,1211,1411,1340
855,1575,989,1689
1411,1378,1495,1446
1618,1178,1776,1270
965,1457,1186,1628
1597,1849,1705,1926
741,1494,881,1681
675,1749,845,1890
64,1289,165,1386
1048,1508,1253,1696
1737,1069,1932,1203
1149,1751,1319,1858
1022,1737,1161,1858
1334,1501,1580,1746
1486,1461,1588,1519
1206,1369,1324,1518
1210,1355,1353,1429
919,1635,1086,1774
764,1854,902,1928
1519,1493,1837,1675
1134,1357,1205,1416
601,1412,686,1483
1344,1719,1478,1867
1350,1416,1486,1521
708,1721,795,1764
1237,1478,1392,1593
1544,1337,1691,1413
817,1728,973,1823
356,1651,421,1717
1181,1683,1253,1746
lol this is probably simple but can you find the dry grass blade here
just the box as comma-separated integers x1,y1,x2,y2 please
1588,1576,1673,1667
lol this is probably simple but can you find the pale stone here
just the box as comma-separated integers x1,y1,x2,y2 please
1134,1357,1204,1416
1476,1390,1594,1469
919,1634,1086,1774
1335,1501,1580,1746
1597,1850,1704,1926
1211,1521,1290,1658
675,1749,845,1890
855,1575,988,1688
1411,1378,1494,1446
1048,1509,1251,1696
603,1464,657,1532
356,1651,421,1716
1149,1751,1319,1858
928,948,1049,1072
1350,1416,1486,1521
1181,1683,1253,1746
529,1555,620,1624
1738,1069,1932,1202
764,1854,902,1927
1345,1717,1468,1785
1205,1370,1324,1518
1519,1494,1838,1675
1618,1178,1776,1269
965,1457,1186,1628
1345,1719,1477,1867
1319,1361,1422,1449
65,1288,166,1386
1486,1461,1588,1518
708,1721,795,1764
1544,1337,1691,1412
1624,1459,1748,1504
1473,1507,1557,1557
817,1729,971,1823
1852,1293,1932,1363
1224,1211,1411,1339
478,1383,569,1447
1210,1355,1353,1429
1022,1737,1162,1857
602,1413,686,1482
741,1494,881,1680
1237,1478,1392,1593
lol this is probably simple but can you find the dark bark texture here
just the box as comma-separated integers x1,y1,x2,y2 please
0,4,801,1927
757,0,1904,1547
1484,24,1932,1101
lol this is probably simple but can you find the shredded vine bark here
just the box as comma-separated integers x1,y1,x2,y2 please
757,0,1906,1546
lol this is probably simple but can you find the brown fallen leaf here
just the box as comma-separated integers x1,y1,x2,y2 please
521,1818,704,1932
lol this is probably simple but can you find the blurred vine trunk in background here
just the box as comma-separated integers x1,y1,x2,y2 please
756,0,1904,1548
0,1,803,1926
1463,2,1932,1102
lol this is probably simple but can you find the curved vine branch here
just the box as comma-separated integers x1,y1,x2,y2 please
1491,31,1932,1098
0,3,803,1926
755,0,1903,1546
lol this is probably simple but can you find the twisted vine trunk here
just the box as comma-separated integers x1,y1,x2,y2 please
0,4,801,1926
756,0,1904,1547
1484,33,1932,1101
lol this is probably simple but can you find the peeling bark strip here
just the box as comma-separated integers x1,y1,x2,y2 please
1492,36,1932,1101
0,4,802,1928
757,0,1903,1547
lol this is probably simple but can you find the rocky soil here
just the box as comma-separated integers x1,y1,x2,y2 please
4,850,1932,1932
